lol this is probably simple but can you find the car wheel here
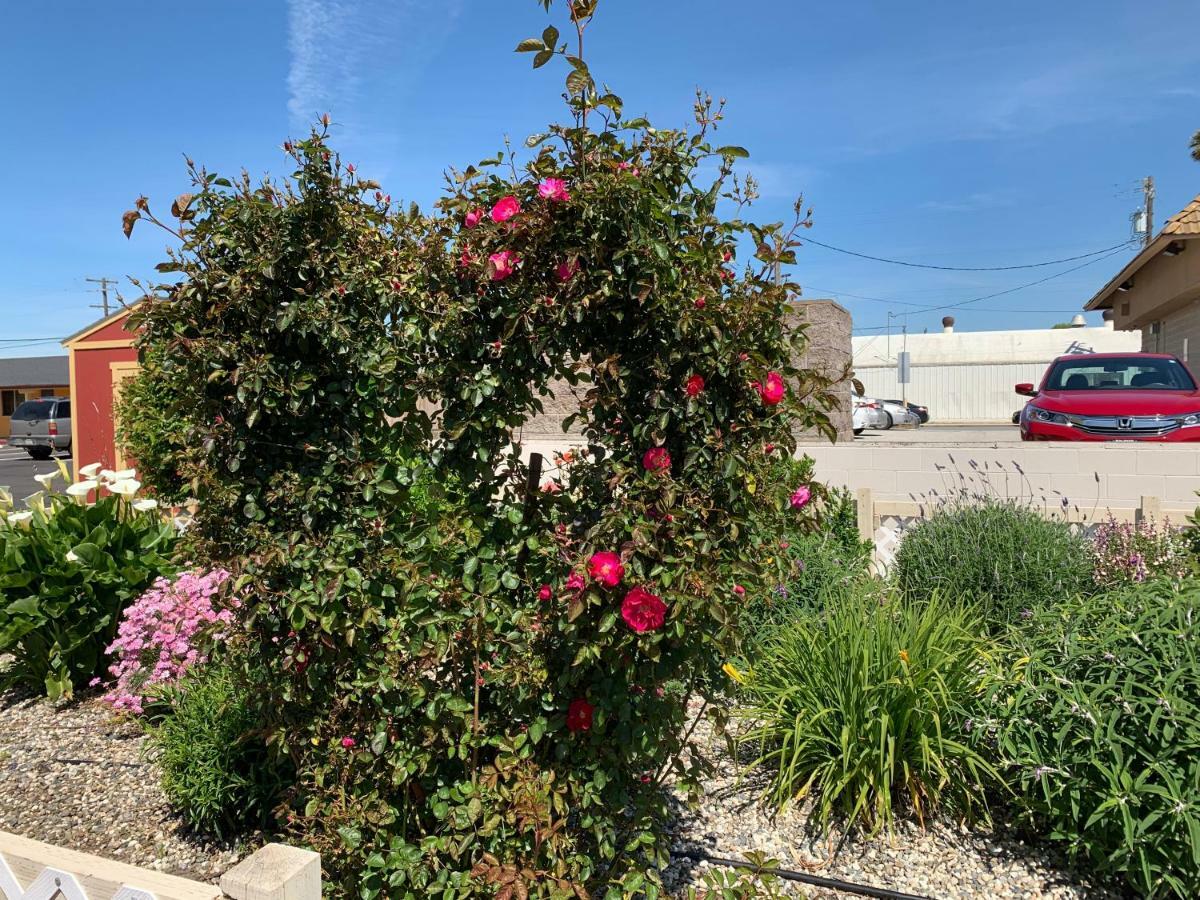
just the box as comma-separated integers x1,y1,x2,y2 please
883,411,894,429
27,447,52,460
854,427,864,436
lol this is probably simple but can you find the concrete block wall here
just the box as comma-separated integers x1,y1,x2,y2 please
803,442,1200,516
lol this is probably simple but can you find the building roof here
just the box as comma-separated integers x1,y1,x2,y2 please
0,355,69,388
1084,193,1200,312
61,300,144,347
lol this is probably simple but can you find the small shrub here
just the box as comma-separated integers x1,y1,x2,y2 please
0,468,176,698
150,662,285,838
986,581,1200,899
103,569,236,715
892,500,1092,628
1091,515,1190,589
739,589,1000,833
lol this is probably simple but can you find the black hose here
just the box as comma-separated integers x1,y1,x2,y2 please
674,849,935,900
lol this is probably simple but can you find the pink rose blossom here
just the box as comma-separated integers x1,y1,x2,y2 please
538,178,570,202
555,259,579,283
588,551,624,588
642,447,671,473
490,195,521,222
694,297,706,309
541,479,562,494
566,572,586,592
618,161,641,176
790,485,812,509
732,584,746,596
538,584,553,601
341,737,356,749
489,251,519,281
464,208,484,229
621,586,667,633
756,372,786,406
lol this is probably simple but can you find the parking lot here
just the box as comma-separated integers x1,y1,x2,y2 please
0,444,71,501
854,423,1022,444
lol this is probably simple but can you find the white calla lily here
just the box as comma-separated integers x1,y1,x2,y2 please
66,480,99,499
132,498,159,512
78,463,102,478
66,549,79,563
99,469,118,483
33,472,58,490
108,479,141,497
112,468,137,481
55,459,70,483
6,511,33,527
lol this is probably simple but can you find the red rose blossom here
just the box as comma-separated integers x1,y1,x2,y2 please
621,585,667,633
642,447,671,473
694,296,706,309
566,572,586,591
685,374,705,397
490,195,521,223
464,208,483,229
567,698,594,732
756,371,786,406
555,259,579,282
538,584,553,601
588,551,624,588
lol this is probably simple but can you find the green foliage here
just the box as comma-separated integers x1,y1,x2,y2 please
892,500,1093,629
126,3,839,895
739,589,1000,834
683,853,790,899
736,455,870,642
114,344,194,505
149,662,286,838
985,581,1200,898
0,491,176,699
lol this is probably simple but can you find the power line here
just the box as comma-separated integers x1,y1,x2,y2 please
85,276,119,317
0,337,63,343
800,236,1135,272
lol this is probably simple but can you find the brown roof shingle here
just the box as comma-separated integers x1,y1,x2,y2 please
1164,193,1200,236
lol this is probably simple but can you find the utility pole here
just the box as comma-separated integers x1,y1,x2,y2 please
85,276,119,317
1142,176,1155,247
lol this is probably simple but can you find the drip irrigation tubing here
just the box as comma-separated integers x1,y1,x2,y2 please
675,849,934,900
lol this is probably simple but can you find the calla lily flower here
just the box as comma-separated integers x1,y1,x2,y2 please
108,479,141,497
78,463,102,478
6,511,33,527
66,549,79,563
55,459,70,482
112,468,137,481
33,472,58,490
66,480,99,499
132,498,159,512
99,469,118,483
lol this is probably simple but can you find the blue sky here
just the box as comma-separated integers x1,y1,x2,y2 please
2,0,1198,357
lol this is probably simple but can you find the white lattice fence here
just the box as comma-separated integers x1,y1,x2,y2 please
0,832,318,900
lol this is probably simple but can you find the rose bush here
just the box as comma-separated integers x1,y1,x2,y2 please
124,1,837,895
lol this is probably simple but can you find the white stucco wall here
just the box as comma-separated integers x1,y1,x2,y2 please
853,324,1142,423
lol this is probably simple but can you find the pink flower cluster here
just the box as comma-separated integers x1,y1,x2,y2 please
102,569,235,715
1091,516,1189,588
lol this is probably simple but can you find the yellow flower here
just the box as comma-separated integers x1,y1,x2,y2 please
899,650,910,665
744,474,757,494
722,662,745,684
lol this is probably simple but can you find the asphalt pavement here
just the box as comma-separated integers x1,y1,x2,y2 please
0,445,72,504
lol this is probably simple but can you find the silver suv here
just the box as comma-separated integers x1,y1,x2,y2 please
8,398,71,459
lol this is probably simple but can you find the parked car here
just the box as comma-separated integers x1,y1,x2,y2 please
1016,353,1200,442
852,394,891,435
884,400,929,424
7,397,71,459
880,400,924,427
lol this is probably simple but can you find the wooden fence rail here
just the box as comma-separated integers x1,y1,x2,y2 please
0,832,319,900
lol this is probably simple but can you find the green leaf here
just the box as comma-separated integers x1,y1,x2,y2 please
715,146,750,159
515,38,544,53
541,25,559,48
532,48,554,69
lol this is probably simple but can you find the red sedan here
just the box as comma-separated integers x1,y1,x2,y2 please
1017,353,1200,442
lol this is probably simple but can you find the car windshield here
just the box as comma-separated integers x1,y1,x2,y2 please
10,400,55,420
1045,357,1196,391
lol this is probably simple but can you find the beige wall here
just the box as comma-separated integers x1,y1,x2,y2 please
802,442,1200,516
1145,296,1200,365
1109,237,1200,334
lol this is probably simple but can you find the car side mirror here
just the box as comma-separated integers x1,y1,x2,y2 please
1015,383,1037,397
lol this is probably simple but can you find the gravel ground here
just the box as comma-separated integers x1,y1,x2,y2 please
663,709,1125,899
0,686,251,884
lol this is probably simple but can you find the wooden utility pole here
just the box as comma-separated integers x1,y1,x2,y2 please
85,276,118,317
1142,176,1155,247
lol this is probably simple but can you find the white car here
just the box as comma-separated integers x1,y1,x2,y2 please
879,400,922,428
852,394,891,435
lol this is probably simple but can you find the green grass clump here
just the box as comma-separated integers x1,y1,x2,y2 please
892,500,1092,628
739,589,1001,833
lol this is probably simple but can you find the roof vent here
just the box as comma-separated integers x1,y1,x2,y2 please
1070,314,1086,327
941,315,955,333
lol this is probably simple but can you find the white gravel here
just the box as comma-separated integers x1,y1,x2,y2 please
0,686,251,883
663,708,1124,899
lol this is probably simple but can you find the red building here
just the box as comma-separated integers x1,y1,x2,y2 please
62,303,142,478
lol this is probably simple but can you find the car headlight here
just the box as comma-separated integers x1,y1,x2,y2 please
1179,413,1200,427
1027,406,1070,425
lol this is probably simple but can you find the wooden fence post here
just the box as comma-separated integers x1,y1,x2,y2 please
219,844,321,900
856,487,874,542
1137,495,1162,525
